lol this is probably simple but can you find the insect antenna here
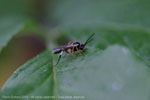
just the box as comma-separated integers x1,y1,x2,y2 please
84,33,95,46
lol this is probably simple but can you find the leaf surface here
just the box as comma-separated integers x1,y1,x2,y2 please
0,51,57,100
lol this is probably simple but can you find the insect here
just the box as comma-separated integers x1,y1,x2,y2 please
52,33,95,65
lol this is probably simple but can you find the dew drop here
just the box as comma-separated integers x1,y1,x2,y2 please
13,71,19,77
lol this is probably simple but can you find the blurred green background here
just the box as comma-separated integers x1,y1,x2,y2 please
0,0,150,100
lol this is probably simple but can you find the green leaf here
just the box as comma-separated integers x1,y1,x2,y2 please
0,17,29,53
0,51,57,100
1,45,149,100
0,0,31,53
57,45,150,100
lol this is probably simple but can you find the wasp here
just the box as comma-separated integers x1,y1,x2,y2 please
52,33,95,65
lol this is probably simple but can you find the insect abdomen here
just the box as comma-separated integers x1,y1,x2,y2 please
52,48,62,54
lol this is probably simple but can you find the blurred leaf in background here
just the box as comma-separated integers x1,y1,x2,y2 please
46,0,150,28
0,0,46,87
0,0,29,53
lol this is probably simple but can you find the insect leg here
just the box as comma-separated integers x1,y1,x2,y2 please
56,51,63,65
62,48,70,54
71,46,75,55
75,47,82,56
